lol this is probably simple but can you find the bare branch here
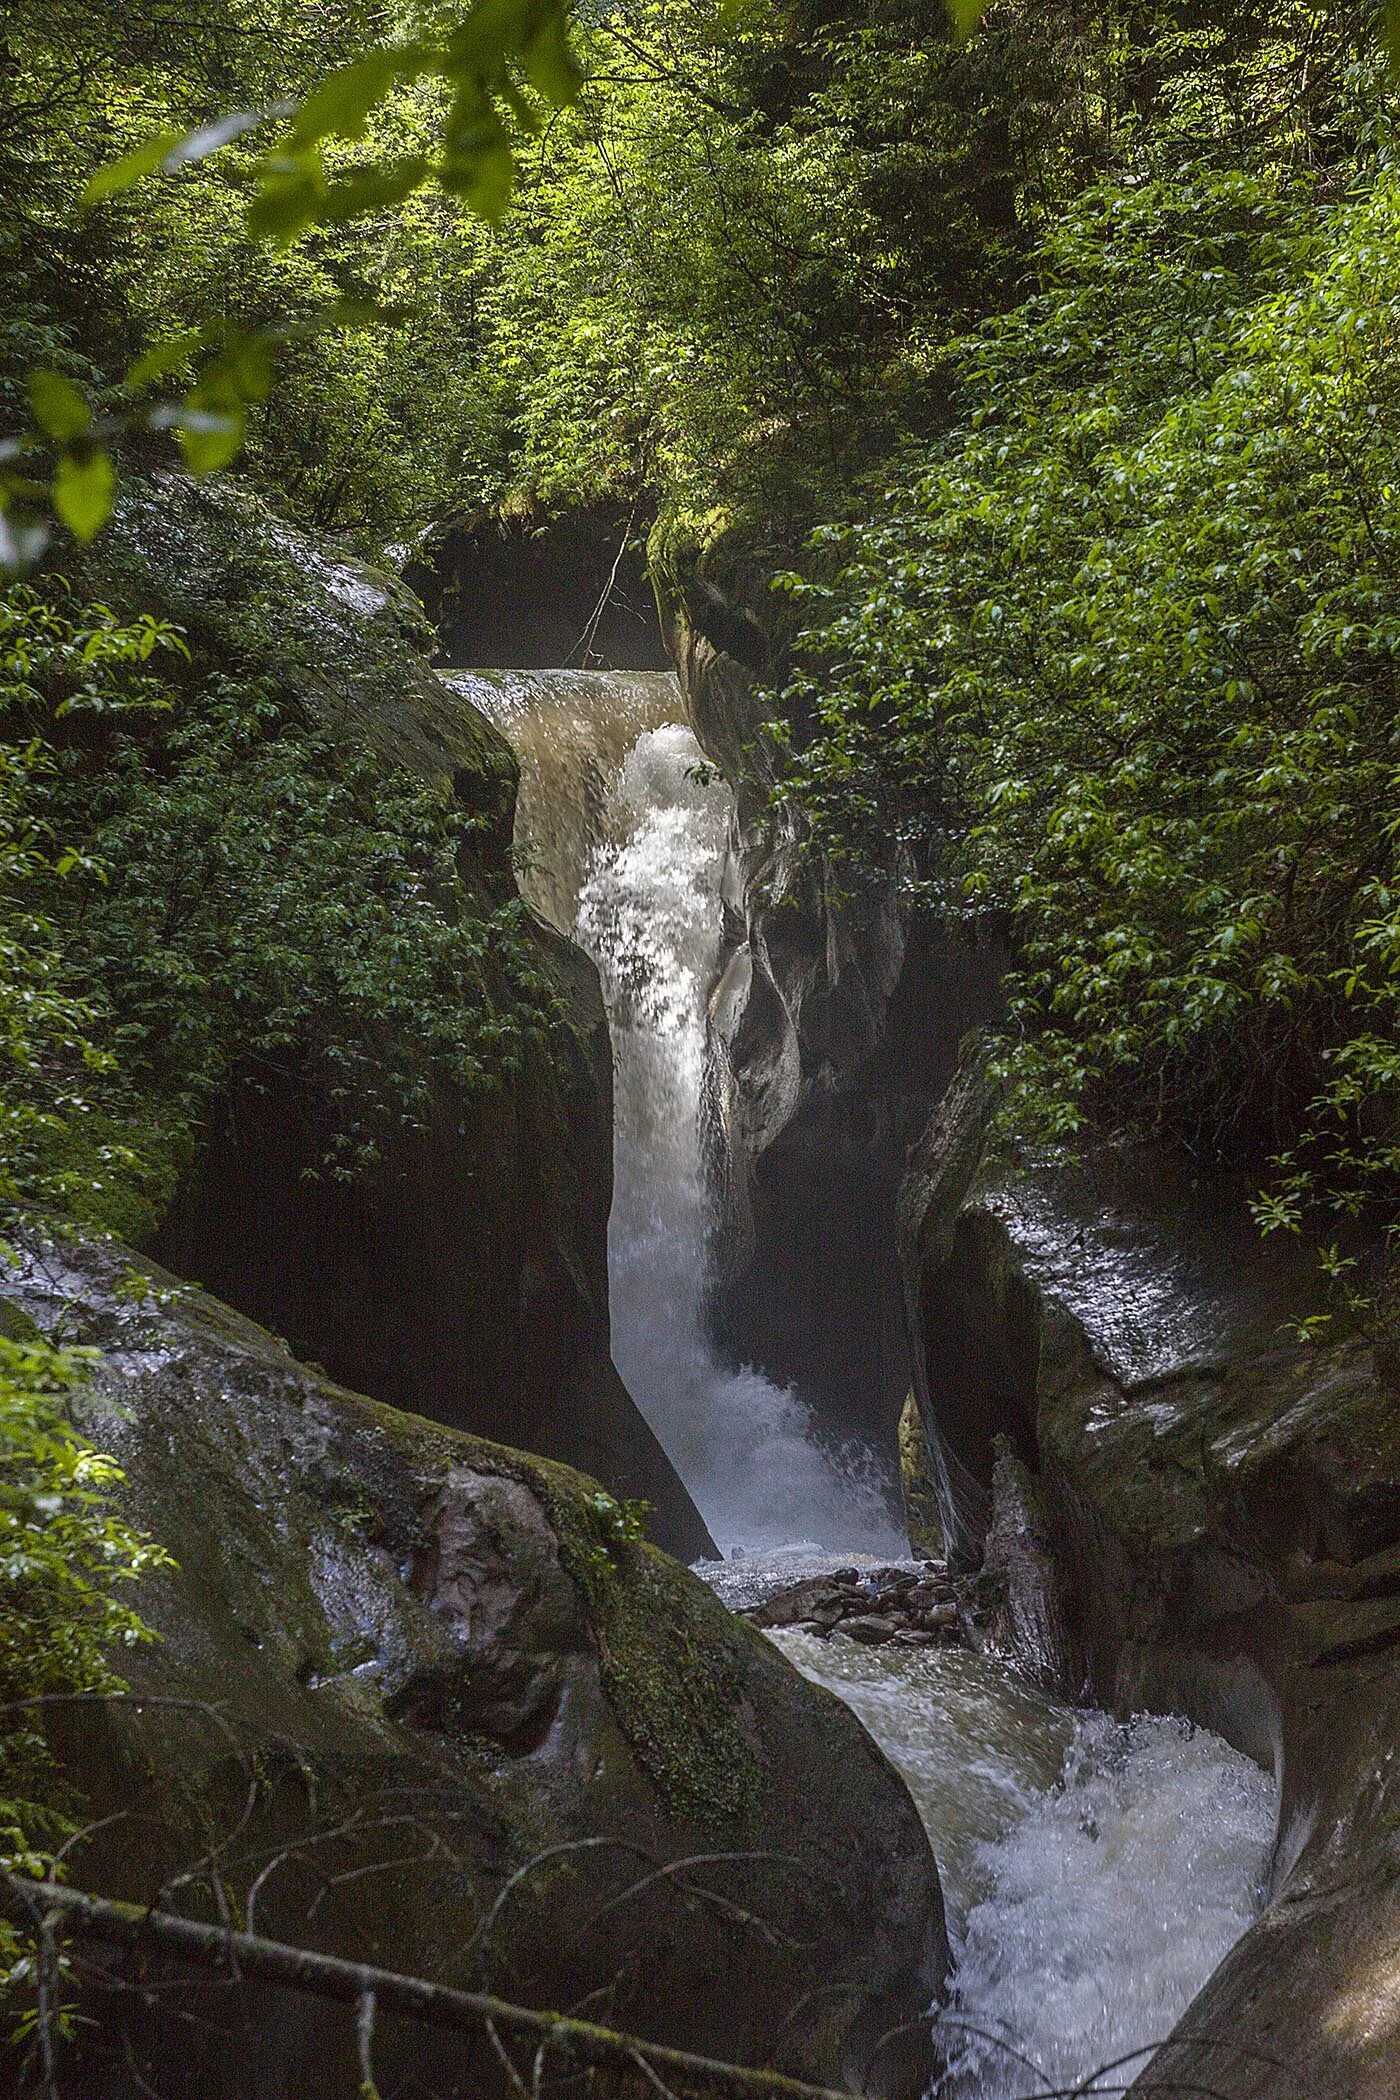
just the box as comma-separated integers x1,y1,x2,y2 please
2,1872,856,2100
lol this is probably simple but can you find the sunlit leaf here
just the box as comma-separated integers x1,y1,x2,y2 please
82,132,180,203
175,404,246,474
944,0,991,41
292,51,415,145
29,370,91,443
53,450,116,542
124,330,204,392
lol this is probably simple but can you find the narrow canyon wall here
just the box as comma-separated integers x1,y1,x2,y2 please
899,1059,1400,2100
667,577,1005,1457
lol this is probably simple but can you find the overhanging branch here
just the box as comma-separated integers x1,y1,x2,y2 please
1,1871,851,2100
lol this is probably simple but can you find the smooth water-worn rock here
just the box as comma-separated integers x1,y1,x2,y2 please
664,576,1004,1459
6,1227,946,2100
78,472,711,1560
899,1057,1400,2098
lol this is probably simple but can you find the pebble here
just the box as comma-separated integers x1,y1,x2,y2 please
746,1562,966,1648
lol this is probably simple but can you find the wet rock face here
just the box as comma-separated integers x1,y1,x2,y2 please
81,472,710,1562
8,1228,945,2100
899,1057,1400,2098
668,585,1005,1458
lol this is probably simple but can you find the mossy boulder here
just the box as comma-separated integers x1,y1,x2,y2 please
7,1224,946,2100
898,1052,1400,2099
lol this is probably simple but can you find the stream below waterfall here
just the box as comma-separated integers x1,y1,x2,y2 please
449,665,1279,2099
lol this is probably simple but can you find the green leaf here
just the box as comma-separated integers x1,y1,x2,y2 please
444,0,539,75
1383,0,1400,69
124,330,204,393
944,0,991,40
292,51,414,145
319,157,431,224
522,11,582,107
441,138,515,219
175,404,246,474
29,370,91,443
82,132,180,203
228,334,276,403
246,151,325,242
52,450,116,541
440,88,514,219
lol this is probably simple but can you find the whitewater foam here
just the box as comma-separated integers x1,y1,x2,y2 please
576,722,901,1554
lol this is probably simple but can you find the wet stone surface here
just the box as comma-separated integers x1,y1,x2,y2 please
745,1563,970,1648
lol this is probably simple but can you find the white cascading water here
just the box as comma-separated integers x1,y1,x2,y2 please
451,668,900,1551
455,662,1278,2096
575,720,902,1554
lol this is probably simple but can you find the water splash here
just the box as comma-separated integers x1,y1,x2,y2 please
765,1610,1275,2100
577,723,902,1554
768,1625,1073,1938
937,1712,1275,2098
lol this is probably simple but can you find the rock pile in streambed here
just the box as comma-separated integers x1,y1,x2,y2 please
747,1564,966,1647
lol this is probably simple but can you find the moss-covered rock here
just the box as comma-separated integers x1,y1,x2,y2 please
7,1224,946,2100
85,472,514,800
898,1053,1400,2099
898,1392,943,1560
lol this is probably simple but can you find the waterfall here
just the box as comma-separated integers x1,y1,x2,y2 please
443,669,680,930
452,669,901,1554
454,659,1277,2097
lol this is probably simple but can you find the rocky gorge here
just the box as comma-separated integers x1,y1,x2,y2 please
1,447,1395,2100
664,540,1400,2098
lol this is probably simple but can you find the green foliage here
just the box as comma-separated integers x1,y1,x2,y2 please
0,584,185,1230
769,54,1400,1309
50,675,562,1177
584,1489,652,1569
0,1323,171,1968
0,1329,167,1712
470,0,1074,529
0,0,585,560
0,576,561,1232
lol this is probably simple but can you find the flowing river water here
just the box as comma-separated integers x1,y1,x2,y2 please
447,667,1279,2099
